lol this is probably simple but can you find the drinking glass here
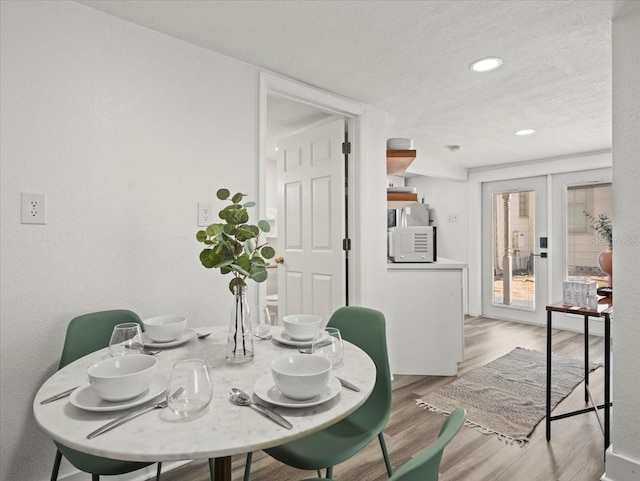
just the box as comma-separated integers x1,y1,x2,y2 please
311,327,344,368
252,306,272,339
167,359,213,419
108,323,144,357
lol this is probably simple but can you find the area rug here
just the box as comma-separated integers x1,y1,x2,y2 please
416,347,598,445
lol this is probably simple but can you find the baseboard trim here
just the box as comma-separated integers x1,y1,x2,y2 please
601,446,640,481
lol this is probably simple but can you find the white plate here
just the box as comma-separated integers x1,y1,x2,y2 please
272,330,328,347
69,374,168,412
253,374,341,408
143,328,196,348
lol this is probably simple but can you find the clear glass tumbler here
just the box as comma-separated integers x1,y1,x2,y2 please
108,323,144,357
311,327,344,368
252,306,272,339
167,359,213,419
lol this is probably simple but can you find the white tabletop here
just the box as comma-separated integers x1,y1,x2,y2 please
33,326,375,465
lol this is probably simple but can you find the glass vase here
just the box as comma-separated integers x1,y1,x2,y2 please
226,284,254,363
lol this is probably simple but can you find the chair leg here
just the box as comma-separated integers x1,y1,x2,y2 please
208,458,215,481
243,452,252,481
378,432,393,477
326,466,333,478
156,462,162,480
92,475,99,481
50,450,62,481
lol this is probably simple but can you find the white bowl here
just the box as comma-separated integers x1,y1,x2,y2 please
281,314,322,341
271,354,332,400
142,315,187,342
387,137,413,150
88,354,158,402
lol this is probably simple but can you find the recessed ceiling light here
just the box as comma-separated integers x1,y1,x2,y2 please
515,129,536,136
469,57,503,72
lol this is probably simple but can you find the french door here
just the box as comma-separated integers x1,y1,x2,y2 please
482,176,549,324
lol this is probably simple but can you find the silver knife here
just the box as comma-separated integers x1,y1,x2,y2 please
87,387,181,439
87,399,168,439
40,386,79,404
336,377,360,392
250,403,293,429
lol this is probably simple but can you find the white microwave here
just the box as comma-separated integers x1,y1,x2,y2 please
388,226,437,263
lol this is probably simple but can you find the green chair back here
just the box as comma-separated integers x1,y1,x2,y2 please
386,408,466,481
300,408,466,481
326,306,392,436
256,306,393,478
51,310,159,480
58,309,143,368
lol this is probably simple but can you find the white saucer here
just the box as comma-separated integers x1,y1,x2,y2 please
143,328,196,348
272,330,328,347
69,374,168,412
253,374,341,408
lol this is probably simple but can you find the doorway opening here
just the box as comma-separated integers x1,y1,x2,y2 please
260,73,362,325
264,94,333,323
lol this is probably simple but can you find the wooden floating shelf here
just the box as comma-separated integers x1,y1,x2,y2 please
386,149,416,176
386,192,418,209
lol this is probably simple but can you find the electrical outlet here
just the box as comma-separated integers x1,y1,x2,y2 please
198,202,213,226
448,214,459,223
21,193,46,224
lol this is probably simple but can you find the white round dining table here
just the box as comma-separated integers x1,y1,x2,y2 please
33,326,376,481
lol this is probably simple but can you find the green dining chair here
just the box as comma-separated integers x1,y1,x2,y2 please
244,306,394,480
50,309,163,481
301,408,466,481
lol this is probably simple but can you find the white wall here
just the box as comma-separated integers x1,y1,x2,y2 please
0,2,256,479
603,7,640,480
0,3,389,481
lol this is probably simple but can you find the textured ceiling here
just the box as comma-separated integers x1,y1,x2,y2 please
75,0,627,176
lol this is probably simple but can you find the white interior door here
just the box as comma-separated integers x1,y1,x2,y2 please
277,118,346,324
482,176,549,324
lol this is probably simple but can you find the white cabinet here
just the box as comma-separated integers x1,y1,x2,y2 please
386,260,465,376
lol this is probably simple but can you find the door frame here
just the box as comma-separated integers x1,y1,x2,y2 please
467,151,612,318
258,72,365,316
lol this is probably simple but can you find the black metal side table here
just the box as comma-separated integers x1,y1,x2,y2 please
545,298,613,452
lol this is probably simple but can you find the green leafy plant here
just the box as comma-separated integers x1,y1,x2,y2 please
584,211,613,249
196,189,276,293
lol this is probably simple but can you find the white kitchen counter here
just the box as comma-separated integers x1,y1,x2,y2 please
385,258,466,376
386,257,467,270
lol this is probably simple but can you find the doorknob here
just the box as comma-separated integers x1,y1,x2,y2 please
274,257,284,265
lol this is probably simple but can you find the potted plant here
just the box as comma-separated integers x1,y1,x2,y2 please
584,211,613,287
196,188,275,363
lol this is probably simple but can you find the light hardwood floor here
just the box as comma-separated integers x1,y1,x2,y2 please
149,316,607,481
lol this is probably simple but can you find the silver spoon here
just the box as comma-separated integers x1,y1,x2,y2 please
229,388,292,429
197,332,212,339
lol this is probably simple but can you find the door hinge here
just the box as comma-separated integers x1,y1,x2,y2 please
342,141,351,155
342,238,351,251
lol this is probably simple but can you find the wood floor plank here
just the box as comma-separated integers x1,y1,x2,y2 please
146,316,606,481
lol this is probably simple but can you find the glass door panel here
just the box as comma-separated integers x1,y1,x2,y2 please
492,190,536,309
566,182,612,288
